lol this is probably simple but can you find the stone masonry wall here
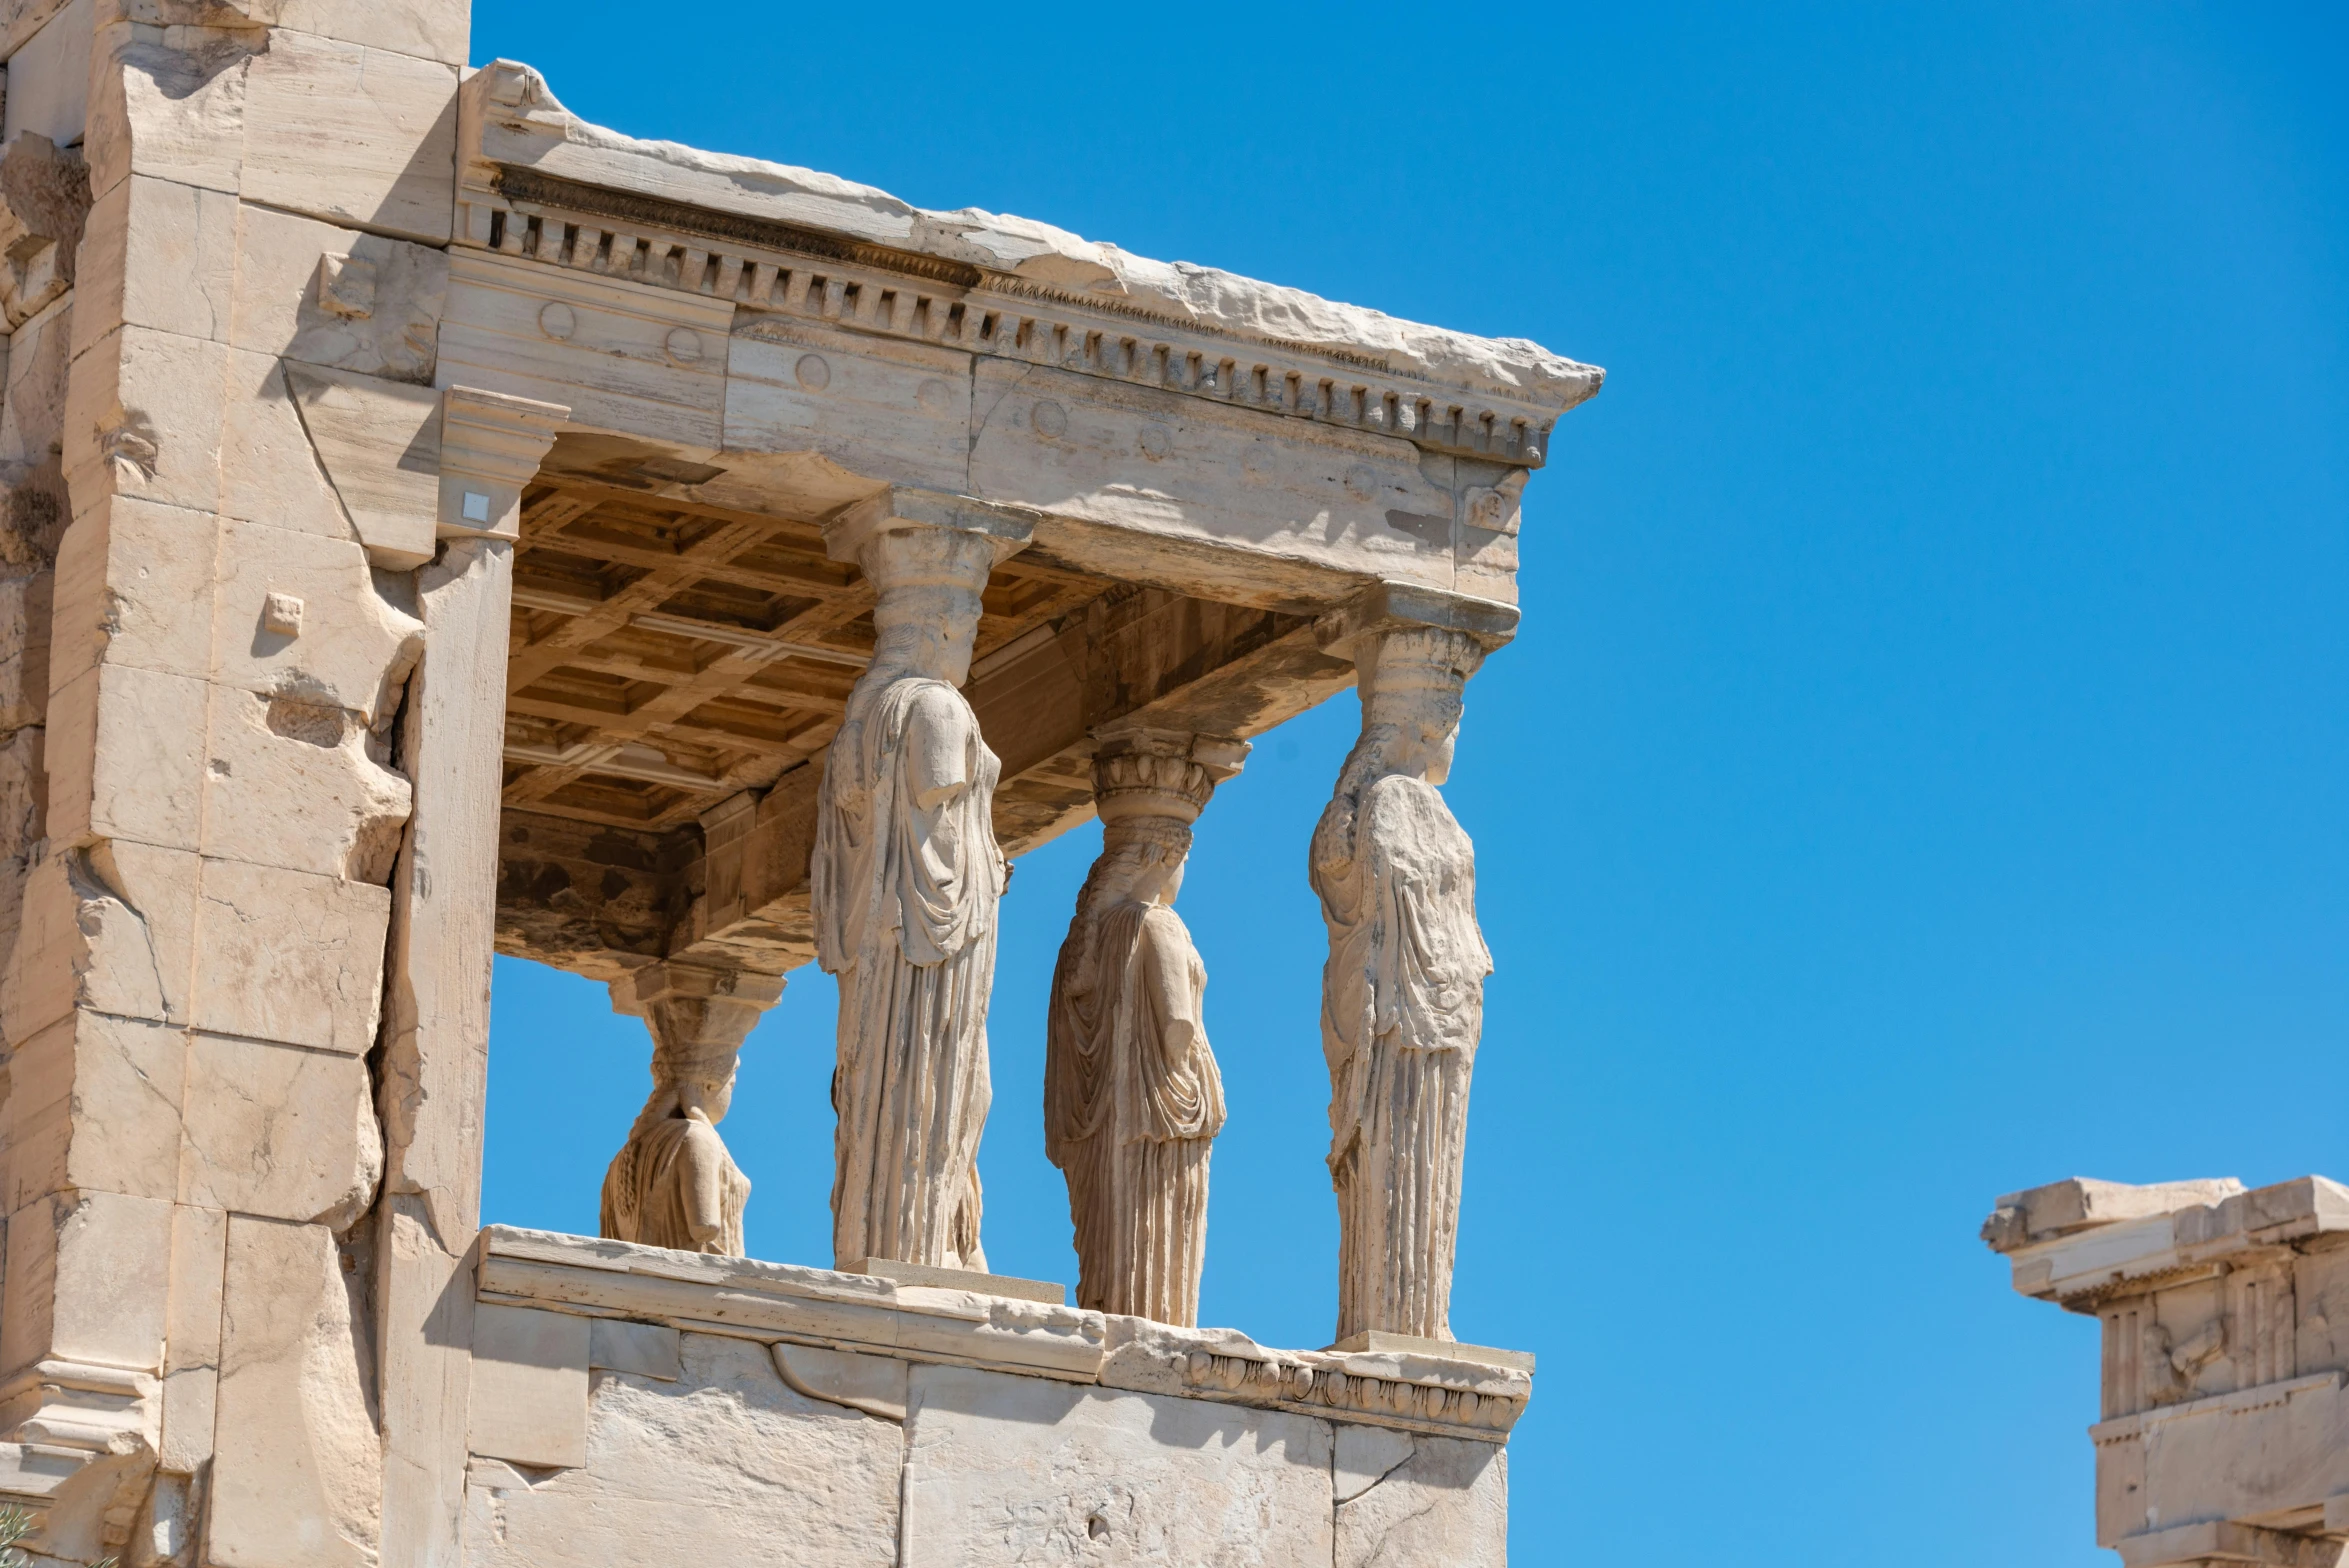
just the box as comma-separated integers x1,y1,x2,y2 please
0,3,473,1563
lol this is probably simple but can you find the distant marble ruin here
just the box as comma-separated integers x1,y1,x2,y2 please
1986,1176,2349,1567
0,7,1601,1564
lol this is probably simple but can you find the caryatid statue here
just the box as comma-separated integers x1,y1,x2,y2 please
812,512,1018,1273
600,962,785,1256
1312,620,1495,1343
1045,731,1248,1326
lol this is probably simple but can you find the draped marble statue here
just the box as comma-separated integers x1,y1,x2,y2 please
813,522,1008,1273
1045,732,1247,1325
1312,626,1493,1342
600,962,785,1256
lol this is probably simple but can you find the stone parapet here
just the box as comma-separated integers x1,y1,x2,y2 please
478,1226,1531,1442
469,1227,1518,1568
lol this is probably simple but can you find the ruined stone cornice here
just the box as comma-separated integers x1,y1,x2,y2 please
455,61,1603,470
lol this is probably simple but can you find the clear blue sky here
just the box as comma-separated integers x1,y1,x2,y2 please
472,7,2348,1562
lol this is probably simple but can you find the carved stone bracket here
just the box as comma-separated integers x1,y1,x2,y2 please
438,385,570,542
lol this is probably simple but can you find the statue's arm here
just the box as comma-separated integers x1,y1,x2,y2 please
1139,908,1200,1065
680,1124,727,1246
904,685,974,810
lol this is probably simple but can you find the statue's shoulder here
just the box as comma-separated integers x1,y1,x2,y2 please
1361,774,1467,867
899,676,976,731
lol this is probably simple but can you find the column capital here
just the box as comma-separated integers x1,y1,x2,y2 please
1090,728,1249,827
608,958,786,1019
1313,581,1519,664
823,486,1037,569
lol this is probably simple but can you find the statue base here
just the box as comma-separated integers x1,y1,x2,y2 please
464,1228,1532,1566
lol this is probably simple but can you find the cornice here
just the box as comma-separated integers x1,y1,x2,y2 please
456,62,1602,471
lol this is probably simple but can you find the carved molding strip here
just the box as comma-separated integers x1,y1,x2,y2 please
458,176,1558,471
476,1227,1531,1441
492,167,986,290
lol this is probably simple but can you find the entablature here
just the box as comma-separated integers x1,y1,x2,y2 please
454,60,1601,476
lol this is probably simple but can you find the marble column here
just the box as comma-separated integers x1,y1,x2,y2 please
599,960,784,1257
1311,587,1512,1345
1045,730,1248,1325
811,493,1031,1273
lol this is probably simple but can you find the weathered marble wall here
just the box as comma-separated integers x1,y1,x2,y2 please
467,1228,1519,1568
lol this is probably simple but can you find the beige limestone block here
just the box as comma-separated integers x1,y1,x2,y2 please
201,685,411,882
1334,1433,1507,1568
164,1202,227,1374
771,1342,905,1421
271,0,468,65
69,173,237,362
0,727,44,857
463,1330,901,1568
0,1187,171,1376
0,568,53,732
239,30,456,245
0,288,71,480
0,0,92,148
0,1007,184,1210
210,1215,381,1568
967,360,1455,602
209,515,422,720
724,320,972,492
900,1363,1334,1567
217,347,366,545
179,1032,382,1225
60,325,228,520
189,856,390,1054
437,250,730,447
374,1196,474,1568
1,0,78,67
82,22,251,201
588,1318,679,1382
158,1363,216,1474
43,662,208,850
467,1303,589,1470
1,841,198,1041
277,363,442,568
230,202,447,383
47,495,220,699
161,1200,224,1471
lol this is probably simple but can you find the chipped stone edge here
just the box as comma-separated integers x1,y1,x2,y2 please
452,62,1602,450
475,1227,1530,1440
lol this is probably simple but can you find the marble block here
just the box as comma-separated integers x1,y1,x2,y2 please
464,1331,900,1568
900,1363,1334,1567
